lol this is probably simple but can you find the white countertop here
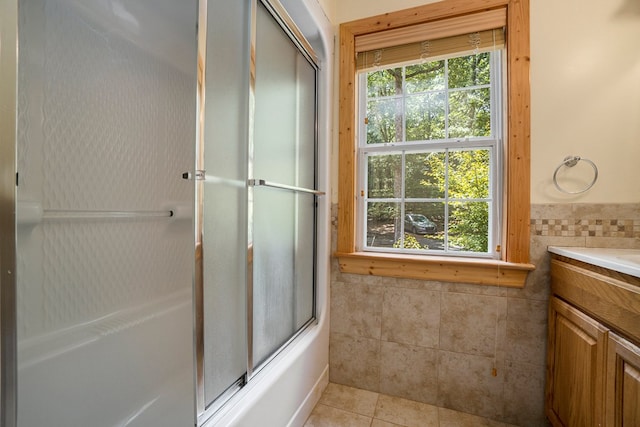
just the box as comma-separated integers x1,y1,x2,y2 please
548,246,640,278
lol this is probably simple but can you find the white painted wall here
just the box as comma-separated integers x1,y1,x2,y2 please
321,0,640,204
530,0,640,203
334,0,439,23
314,0,335,24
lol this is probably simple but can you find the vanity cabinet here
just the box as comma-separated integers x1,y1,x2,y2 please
546,255,640,427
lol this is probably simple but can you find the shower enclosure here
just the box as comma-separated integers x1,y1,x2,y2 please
0,0,331,425
197,0,323,423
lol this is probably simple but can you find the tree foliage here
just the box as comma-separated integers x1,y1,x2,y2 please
423,150,490,252
393,233,427,250
366,53,491,145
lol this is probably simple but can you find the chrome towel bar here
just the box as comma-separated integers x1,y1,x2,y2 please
42,210,174,220
16,201,192,226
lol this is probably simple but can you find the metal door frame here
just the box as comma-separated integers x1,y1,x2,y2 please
0,1,19,426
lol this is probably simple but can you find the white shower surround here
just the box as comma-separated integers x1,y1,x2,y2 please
17,292,194,426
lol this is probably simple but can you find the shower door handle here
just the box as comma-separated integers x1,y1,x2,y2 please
182,170,206,180
248,179,325,196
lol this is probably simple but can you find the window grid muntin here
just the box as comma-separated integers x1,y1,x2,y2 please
444,60,450,139
358,50,502,257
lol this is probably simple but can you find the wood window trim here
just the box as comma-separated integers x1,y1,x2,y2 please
336,0,533,287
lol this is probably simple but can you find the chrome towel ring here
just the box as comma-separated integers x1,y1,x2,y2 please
553,155,598,194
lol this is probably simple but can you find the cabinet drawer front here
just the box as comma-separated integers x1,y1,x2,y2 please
551,259,640,342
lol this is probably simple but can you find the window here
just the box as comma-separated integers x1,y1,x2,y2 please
336,0,533,287
359,48,502,257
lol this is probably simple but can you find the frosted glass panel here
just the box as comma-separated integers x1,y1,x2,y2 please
253,3,317,191
252,2,317,368
293,193,316,330
296,54,318,191
16,0,198,426
252,189,295,365
252,190,315,366
202,0,250,406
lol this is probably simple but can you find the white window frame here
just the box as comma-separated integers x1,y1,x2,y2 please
356,49,504,259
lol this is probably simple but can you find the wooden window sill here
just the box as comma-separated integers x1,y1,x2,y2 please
335,251,535,287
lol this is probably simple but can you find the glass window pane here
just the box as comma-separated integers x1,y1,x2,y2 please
405,202,444,251
367,68,403,97
448,53,491,88
405,151,445,199
406,92,445,141
406,61,445,93
405,151,446,199
395,232,426,250
448,202,490,253
448,88,491,138
366,97,403,144
366,202,400,248
367,153,402,198
447,149,490,199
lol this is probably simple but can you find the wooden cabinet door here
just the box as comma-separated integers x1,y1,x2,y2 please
606,333,640,426
546,297,607,427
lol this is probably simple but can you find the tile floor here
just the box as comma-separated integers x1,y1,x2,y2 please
304,383,519,427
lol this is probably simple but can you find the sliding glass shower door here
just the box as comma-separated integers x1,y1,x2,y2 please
198,0,250,414
251,0,318,371
198,0,319,422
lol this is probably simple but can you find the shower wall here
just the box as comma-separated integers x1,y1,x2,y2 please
17,0,195,340
16,0,197,425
